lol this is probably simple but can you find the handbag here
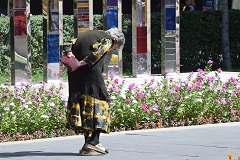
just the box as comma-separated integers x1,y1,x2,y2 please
59,56,81,72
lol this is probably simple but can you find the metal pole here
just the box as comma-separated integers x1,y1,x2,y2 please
161,0,179,73
132,0,137,77
102,0,121,76
43,0,60,83
133,0,150,77
10,0,32,85
146,0,151,75
118,0,123,76
59,0,64,80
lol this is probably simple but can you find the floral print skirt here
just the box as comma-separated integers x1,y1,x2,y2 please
66,93,110,136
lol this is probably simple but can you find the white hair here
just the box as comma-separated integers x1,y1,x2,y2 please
106,27,125,49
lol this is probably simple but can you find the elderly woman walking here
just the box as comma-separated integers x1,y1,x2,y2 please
64,27,125,155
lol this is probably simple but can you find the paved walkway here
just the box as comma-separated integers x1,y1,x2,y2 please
0,122,240,160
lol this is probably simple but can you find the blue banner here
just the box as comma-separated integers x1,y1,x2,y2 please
165,7,176,31
47,34,59,63
107,9,118,29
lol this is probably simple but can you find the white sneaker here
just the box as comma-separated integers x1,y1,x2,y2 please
85,143,109,154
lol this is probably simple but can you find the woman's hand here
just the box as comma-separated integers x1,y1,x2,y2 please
66,52,75,58
66,51,86,67
79,60,87,67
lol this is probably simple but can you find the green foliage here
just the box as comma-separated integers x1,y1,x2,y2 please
228,10,240,69
93,14,103,30
0,10,240,79
180,10,240,72
30,16,43,69
0,16,9,35
63,15,74,42
0,16,10,76
180,10,222,72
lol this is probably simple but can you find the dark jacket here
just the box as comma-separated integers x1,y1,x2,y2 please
68,30,112,102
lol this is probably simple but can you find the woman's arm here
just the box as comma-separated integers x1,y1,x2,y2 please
83,38,113,68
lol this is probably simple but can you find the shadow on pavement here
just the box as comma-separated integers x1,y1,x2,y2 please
0,151,78,158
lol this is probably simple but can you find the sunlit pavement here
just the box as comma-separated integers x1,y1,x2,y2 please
0,122,240,160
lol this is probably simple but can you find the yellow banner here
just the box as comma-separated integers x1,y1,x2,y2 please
78,28,89,32
77,3,89,7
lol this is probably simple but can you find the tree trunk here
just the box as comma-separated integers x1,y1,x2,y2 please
222,0,232,70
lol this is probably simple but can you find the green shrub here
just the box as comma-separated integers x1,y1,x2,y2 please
0,16,10,76
0,10,240,79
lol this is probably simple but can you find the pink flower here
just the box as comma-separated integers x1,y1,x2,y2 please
174,87,180,91
21,82,26,86
146,109,150,114
137,65,143,70
231,93,237,97
151,78,155,82
53,105,58,109
217,68,222,73
109,73,114,79
198,75,204,81
102,73,107,77
207,76,214,82
236,90,240,94
196,82,203,90
153,87,158,92
35,95,40,100
164,106,171,110
197,68,204,73
164,70,169,75
231,110,237,114
207,60,213,64
3,93,8,97
141,103,147,109
129,83,135,89
164,83,168,87
109,87,119,92
6,77,10,82
114,78,119,84
124,99,130,103
187,86,193,91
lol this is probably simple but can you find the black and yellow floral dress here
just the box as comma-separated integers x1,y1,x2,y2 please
66,30,113,137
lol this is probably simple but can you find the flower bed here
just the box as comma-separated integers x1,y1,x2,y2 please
1,61,240,142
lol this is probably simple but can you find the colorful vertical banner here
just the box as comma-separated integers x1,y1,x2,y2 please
77,0,90,32
14,10,27,36
161,0,179,74
47,34,60,63
43,0,60,82
106,0,118,29
11,0,32,84
106,9,118,29
165,7,176,31
165,0,176,32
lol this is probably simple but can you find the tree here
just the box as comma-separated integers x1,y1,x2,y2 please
221,0,232,70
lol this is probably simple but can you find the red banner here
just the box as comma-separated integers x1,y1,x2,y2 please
14,11,27,36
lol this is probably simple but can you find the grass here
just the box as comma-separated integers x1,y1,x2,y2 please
0,68,68,84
